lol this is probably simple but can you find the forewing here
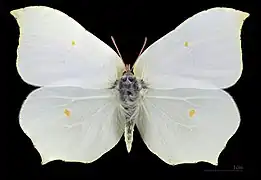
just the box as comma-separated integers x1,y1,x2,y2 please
11,6,124,88
134,8,249,89
136,88,240,165
19,86,124,164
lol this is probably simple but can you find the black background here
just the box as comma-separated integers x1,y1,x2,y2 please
2,0,259,179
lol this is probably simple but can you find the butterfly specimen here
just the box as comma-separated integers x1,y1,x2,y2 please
11,6,248,165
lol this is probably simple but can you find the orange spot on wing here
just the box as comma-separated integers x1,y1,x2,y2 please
64,109,71,117
189,109,196,118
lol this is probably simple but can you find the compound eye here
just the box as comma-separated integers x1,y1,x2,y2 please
122,76,127,82
128,76,134,82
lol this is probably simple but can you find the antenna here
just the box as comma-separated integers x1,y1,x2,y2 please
125,64,131,71
111,36,123,60
137,37,147,58
131,37,148,71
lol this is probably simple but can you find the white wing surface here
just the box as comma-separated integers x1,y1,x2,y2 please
134,8,249,89
137,88,240,165
19,87,124,164
11,6,124,88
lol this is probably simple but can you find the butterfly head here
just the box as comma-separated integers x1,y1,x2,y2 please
121,64,136,84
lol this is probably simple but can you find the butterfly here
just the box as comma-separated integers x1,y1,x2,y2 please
11,6,249,165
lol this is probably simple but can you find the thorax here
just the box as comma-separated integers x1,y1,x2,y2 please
113,71,144,119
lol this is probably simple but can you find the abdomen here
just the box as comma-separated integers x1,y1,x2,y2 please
121,104,139,153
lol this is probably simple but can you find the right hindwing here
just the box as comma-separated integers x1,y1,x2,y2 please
136,88,240,165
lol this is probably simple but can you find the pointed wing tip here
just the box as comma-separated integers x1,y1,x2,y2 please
10,8,26,20
208,7,250,20
240,11,250,21
228,8,250,21
10,9,20,18
10,6,48,18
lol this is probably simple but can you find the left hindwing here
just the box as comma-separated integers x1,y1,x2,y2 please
19,86,124,164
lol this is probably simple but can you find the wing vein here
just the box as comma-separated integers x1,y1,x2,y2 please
146,99,196,130
34,95,112,100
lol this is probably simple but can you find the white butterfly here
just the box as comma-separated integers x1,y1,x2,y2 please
11,6,249,165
